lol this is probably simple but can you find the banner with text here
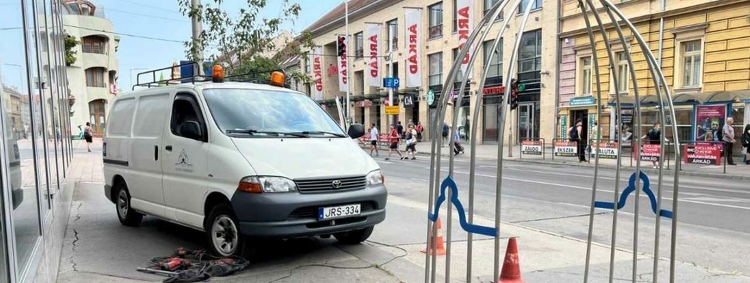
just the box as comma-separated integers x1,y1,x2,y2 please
521,140,542,155
683,144,722,165
404,8,422,87
456,0,473,79
638,144,662,162
695,105,726,142
591,142,619,159
365,23,381,87
312,46,324,100
337,37,349,92
554,141,577,157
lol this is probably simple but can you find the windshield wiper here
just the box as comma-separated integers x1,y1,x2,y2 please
294,131,346,137
226,129,308,138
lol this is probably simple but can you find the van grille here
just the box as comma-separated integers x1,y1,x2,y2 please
294,176,366,193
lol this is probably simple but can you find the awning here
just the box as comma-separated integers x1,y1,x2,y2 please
607,90,750,107
703,90,750,103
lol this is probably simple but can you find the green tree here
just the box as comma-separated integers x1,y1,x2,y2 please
177,0,316,81
64,34,79,66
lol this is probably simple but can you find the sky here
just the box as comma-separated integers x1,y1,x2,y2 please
0,0,340,92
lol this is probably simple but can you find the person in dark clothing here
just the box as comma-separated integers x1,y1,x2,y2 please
569,118,586,162
396,121,404,144
741,123,750,164
641,122,669,168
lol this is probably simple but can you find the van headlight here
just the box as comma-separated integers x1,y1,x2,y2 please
366,170,384,186
238,176,298,193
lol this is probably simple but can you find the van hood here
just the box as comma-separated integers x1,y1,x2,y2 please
230,137,379,179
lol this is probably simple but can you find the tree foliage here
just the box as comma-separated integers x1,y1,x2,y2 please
64,34,79,66
177,0,316,80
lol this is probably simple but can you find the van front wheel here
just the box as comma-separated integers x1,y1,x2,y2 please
205,204,244,257
115,182,143,226
334,226,374,244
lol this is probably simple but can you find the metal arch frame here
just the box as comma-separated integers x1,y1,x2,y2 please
424,0,537,281
577,0,682,282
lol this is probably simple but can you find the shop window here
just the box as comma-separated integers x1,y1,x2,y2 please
428,52,443,86
386,19,398,51
483,40,503,81
354,32,364,59
680,40,703,88
578,56,592,96
85,67,106,87
428,2,443,39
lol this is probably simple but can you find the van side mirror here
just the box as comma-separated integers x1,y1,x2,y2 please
180,121,203,141
347,123,365,139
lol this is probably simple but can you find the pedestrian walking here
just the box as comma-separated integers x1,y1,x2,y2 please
452,127,464,155
404,125,417,160
369,123,379,157
723,117,737,165
84,122,93,152
396,121,404,144
385,125,404,160
569,118,586,162
741,123,750,165
415,121,424,142
641,122,669,168
407,119,415,129
442,122,449,146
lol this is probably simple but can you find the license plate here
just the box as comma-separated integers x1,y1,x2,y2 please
318,204,361,220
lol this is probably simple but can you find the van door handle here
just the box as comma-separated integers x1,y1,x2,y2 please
165,145,173,151
154,146,159,160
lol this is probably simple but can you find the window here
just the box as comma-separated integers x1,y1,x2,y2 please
354,32,364,59
483,40,503,79
387,19,398,51
519,0,542,13
428,2,443,39
452,0,457,32
85,67,106,87
484,0,503,19
681,40,702,88
518,30,542,81
429,52,443,86
614,51,629,93
452,48,464,81
171,93,207,141
579,56,592,95
304,56,311,73
82,36,106,54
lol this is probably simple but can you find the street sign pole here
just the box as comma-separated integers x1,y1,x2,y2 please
345,0,351,129
388,51,394,128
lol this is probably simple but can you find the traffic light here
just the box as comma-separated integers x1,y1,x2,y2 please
510,78,520,110
337,36,346,56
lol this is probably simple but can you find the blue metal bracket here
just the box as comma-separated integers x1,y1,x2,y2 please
429,176,498,237
594,171,673,218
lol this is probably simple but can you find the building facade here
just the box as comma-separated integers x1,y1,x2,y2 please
303,0,559,144
62,0,119,137
558,0,750,153
1,0,76,282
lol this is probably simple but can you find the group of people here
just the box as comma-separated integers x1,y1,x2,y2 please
568,117,750,166
367,119,424,161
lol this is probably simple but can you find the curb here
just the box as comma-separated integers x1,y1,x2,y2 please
362,145,750,180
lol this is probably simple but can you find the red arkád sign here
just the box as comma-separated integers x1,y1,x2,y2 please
682,143,722,165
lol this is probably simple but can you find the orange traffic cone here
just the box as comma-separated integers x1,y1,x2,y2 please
499,237,525,283
421,218,446,255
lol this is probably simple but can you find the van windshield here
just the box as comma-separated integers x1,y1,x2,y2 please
203,88,345,138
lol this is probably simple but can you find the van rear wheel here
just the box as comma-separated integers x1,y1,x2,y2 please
115,182,143,227
334,226,374,244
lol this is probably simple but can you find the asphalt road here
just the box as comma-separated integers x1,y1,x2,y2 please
374,154,750,275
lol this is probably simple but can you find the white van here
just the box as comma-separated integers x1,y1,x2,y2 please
103,69,387,256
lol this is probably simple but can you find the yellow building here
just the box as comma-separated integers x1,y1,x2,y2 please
303,0,559,144
558,0,750,150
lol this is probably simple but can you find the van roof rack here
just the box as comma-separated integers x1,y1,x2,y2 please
132,61,288,90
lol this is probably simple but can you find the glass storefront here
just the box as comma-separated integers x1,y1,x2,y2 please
1,0,72,281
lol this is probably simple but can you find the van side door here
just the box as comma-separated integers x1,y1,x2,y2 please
161,91,210,228
128,93,170,217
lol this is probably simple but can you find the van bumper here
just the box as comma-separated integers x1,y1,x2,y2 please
231,184,387,238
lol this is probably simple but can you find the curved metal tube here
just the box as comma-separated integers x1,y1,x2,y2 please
601,3,682,282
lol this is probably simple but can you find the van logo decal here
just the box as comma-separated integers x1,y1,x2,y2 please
175,149,194,172
331,180,342,188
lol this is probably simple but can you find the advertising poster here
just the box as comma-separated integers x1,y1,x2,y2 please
554,141,577,157
404,8,422,87
591,142,619,159
638,144,661,162
695,105,726,142
521,140,542,155
683,144,722,165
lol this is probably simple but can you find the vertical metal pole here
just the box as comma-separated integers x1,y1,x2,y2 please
509,113,513,157
388,52,394,128
345,0,351,128
190,0,204,76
